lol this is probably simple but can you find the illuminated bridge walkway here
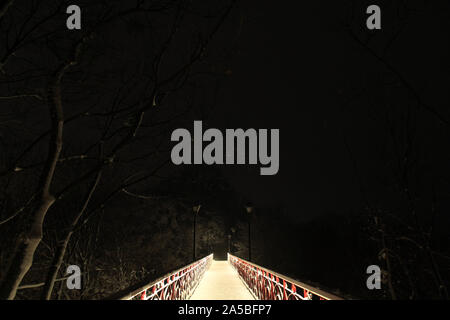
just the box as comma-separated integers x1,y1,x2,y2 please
190,260,254,300
113,254,343,300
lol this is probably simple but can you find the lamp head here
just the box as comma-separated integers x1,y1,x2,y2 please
193,204,201,213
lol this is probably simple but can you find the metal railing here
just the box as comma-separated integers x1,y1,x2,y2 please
116,254,213,300
228,253,343,300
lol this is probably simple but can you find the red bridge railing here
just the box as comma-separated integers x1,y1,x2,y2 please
117,254,213,300
228,253,343,300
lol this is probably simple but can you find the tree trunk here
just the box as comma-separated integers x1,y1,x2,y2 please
41,232,72,300
0,35,87,299
41,170,102,300
0,77,64,299
0,197,54,299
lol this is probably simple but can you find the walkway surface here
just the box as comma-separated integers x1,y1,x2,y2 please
190,260,255,300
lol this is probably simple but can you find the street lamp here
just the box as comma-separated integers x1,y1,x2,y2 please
244,204,253,261
192,204,201,261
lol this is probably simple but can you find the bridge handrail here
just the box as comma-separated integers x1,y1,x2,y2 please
228,253,343,300
114,254,213,300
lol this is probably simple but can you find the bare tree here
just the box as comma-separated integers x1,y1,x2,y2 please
0,0,237,299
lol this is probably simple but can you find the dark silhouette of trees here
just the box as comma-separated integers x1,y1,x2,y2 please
0,0,237,299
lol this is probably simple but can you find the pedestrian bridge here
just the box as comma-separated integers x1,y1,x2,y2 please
112,254,342,300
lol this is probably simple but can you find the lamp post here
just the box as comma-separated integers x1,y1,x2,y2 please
227,234,231,253
244,205,253,261
192,204,201,261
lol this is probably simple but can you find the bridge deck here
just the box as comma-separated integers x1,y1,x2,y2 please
190,260,255,300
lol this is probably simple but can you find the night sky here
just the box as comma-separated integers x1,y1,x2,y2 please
204,0,450,221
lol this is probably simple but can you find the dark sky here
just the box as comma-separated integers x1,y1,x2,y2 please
3,0,450,223
204,1,450,221
206,1,361,219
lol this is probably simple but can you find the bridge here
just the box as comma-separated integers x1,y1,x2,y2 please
113,254,343,300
